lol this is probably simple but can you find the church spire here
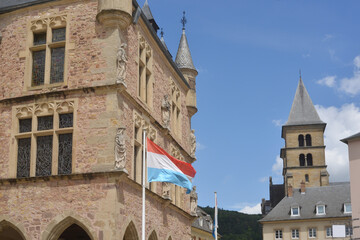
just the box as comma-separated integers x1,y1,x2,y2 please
175,11,196,71
142,0,159,33
284,77,324,126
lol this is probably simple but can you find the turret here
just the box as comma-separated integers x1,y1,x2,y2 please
175,12,198,117
96,0,132,29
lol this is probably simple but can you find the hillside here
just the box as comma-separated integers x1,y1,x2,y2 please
200,206,262,240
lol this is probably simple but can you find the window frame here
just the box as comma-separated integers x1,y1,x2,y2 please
291,229,299,239
326,227,332,238
344,203,352,214
291,206,300,216
275,229,283,240
26,15,69,91
309,228,316,238
137,34,153,108
316,204,326,215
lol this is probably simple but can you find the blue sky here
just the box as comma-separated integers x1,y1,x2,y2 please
139,0,360,214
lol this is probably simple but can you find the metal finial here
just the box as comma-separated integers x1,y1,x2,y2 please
160,28,164,38
299,69,302,80
181,11,187,30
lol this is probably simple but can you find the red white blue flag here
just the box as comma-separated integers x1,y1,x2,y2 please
146,138,196,193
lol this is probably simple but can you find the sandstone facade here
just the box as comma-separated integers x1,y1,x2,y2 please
0,0,198,239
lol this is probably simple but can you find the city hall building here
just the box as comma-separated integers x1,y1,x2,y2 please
0,0,199,239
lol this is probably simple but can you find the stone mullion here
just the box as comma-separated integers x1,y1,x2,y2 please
30,117,37,177
52,113,59,175
44,27,52,85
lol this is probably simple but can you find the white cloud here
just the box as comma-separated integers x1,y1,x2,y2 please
323,34,334,42
315,103,360,181
259,176,268,183
317,75,336,88
339,56,360,95
272,119,284,127
196,142,206,150
272,155,282,176
239,203,261,215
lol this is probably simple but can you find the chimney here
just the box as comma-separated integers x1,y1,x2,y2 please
288,185,293,197
300,181,306,194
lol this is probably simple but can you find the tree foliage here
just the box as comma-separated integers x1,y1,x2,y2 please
200,206,262,240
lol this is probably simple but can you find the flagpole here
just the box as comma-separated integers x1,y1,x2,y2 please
215,192,218,240
142,129,147,240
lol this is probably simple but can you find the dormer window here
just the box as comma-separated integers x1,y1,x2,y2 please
316,204,326,215
291,206,300,216
199,218,203,227
344,203,352,214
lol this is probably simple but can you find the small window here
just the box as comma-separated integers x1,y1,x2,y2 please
344,203,352,213
309,228,316,238
291,229,299,239
306,134,312,146
316,205,325,215
275,230,282,239
199,218,203,227
307,153,313,166
298,134,304,147
299,154,305,166
305,174,309,182
346,225,353,236
326,227,332,237
291,206,300,216
19,118,32,133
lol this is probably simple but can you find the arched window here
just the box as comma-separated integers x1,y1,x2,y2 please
306,134,312,146
58,224,91,240
305,174,309,182
148,230,158,240
298,134,304,147
299,154,305,166
123,221,139,240
0,221,26,240
307,154,313,166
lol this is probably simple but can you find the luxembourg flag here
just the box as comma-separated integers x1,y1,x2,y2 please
147,138,196,193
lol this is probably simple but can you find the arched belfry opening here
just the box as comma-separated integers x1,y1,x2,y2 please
123,221,139,240
0,221,26,240
148,230,158,240
298,134,304,147
58,224,91,240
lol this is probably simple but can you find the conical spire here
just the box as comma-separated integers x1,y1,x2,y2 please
160,28,168,51
175,12,196,71
285,78,324,126
142,0,159,33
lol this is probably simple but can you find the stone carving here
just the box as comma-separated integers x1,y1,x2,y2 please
49,15,67,28
116,43,127,85
161,95,171,128
190,129,196,158
115,127,126,170
190,186,198,215
34,102,55,116
31,18,48,31
162,182,171,199
16,106,33,118
56,100,74,113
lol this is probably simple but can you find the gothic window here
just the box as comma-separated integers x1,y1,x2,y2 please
15,101,74,178
307,154,313,166
138,35,153,106
299,154,305,166
29,16,67,89
298,134,304,147
306,134,312,146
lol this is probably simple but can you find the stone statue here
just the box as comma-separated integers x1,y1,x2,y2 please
190,186,198,215
115,127,126,170
162,182,171,199
116,43,127,84
161,95,171,128
190,129,196,158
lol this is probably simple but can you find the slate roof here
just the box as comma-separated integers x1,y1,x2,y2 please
260,182,351,222
175,29,196,71
0,0,56,14
341,132,360,144
284,78,324,126
192,207,213,233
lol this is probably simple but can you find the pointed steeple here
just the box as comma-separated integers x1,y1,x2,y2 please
175,12,196,71
285,78,324,126
160,28,168,51
142,0,159,33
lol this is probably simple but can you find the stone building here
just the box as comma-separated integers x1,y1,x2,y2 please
191,208,216,240
0,0,199,239
260,78,352,239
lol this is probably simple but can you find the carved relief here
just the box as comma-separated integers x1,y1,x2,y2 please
161,95,171,128
49,15,67,28
139,35,146,49
16,106,33,119
116,43,127,85
146,44,152,58
34,102,55,116
162,182,171,199
133,112,156,141
134,112,142,128
115,127,127,170
31,18,48,32
56,101,74,113
190,129,196,158
170,144,183,160
190,186,198,215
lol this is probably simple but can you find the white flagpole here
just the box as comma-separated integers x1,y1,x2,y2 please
142,130,147,240
215,192,218,240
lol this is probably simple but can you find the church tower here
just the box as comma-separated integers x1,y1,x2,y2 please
281,78,329,193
